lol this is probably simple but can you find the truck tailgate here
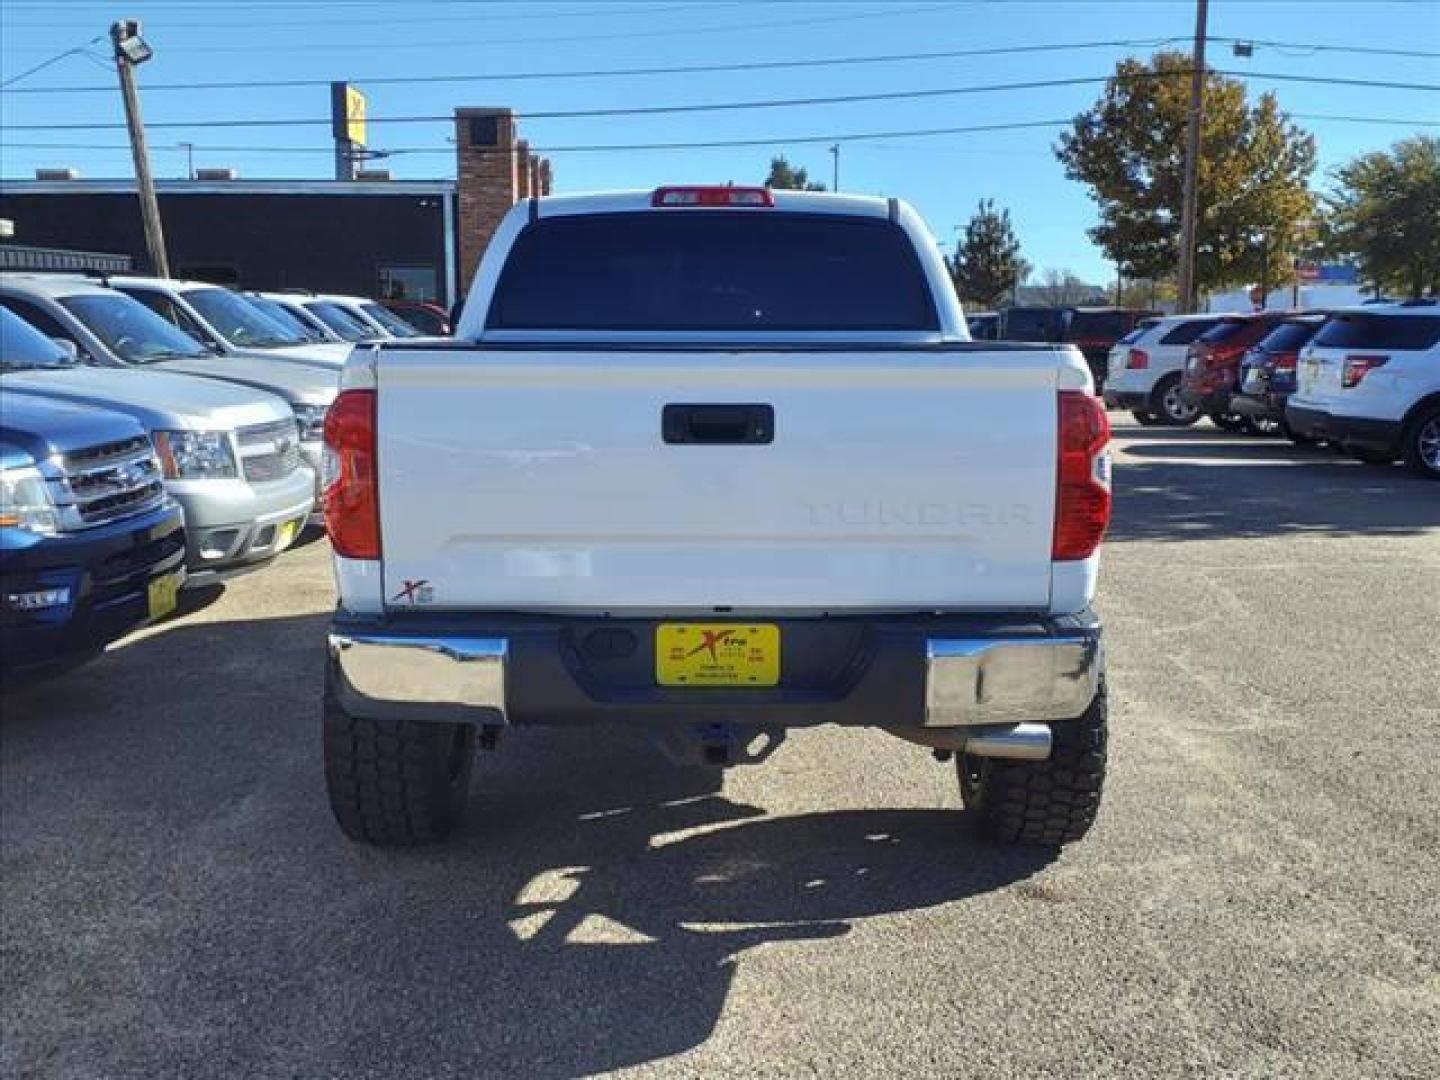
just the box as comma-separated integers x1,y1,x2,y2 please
376,347,1058,612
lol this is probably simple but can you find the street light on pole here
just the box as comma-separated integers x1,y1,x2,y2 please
178,141,195,180
111,19,169,278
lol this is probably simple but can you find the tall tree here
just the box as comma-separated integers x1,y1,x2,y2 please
1324,135,1440,298
1055,51,1317,298
946,198,1031,309
764,155,826,191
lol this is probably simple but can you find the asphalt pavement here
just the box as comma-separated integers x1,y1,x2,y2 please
3,418,1438,1079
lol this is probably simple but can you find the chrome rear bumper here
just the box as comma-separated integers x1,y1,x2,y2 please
924,634,1101,727
327,615,1103,762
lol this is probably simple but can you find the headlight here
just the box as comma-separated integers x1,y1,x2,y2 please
0,465,60,534
152,430,238,479
293,402,327,442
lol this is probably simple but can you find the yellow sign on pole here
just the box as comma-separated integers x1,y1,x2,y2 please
331,81,367,149
345,85,367,147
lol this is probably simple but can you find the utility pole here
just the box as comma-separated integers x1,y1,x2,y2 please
1176,0,1208,314
111,20,169,278
179,141,194,180
829,144,840,192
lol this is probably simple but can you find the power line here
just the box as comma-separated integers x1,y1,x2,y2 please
4,110,1436,161
0,37,1192,96
0,34,106,90
2,68,1434,134
5,35,1435,97
1,2,961,56
1214,36,1440,61
0,1,750,32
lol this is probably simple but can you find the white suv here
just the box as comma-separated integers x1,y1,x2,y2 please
1102,314,1223,426
1287,301,1440,479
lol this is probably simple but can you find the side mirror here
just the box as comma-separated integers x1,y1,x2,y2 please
49,337,80,361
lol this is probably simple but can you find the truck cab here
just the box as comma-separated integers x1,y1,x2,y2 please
2,310,186,675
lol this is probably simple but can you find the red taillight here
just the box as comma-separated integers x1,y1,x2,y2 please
1127,348,1149,369
1341,354,1388,388
651,185,775,208
1053,392,1111,561
323,389,379,559
1273,352,1298,372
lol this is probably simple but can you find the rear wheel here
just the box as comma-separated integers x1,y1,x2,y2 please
1130,410,1163,426
1402,405,1440,480
1150,376,1201,426
323,683,476,846
957,683,1107,846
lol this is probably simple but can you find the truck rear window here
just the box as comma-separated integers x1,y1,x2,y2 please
1312,313,1440,351
487,212,939,332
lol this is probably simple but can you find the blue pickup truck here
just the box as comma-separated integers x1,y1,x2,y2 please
2,309,187,676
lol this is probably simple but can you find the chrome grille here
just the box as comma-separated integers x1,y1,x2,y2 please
54,436,168,529
237,419,301,483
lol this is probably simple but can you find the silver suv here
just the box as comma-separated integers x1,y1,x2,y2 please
0,274,335,513
110,275,354,367
1,307,314,579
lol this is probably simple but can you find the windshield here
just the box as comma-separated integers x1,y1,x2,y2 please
1195,319,1248,345
183,288,305,347
305,301,377,342
489,212,939,332
249,297,327,342
0,307,76,370
1116,320,1158,346
361,302,425,338
1256,321,1322,353
59,294,211,364
1312,313,1440,351
1158,318,1221,345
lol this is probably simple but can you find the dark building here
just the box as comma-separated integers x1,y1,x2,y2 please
0,108,552,308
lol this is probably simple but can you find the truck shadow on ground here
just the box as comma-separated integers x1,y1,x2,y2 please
0,613,1056,1079
1110,434,1438,542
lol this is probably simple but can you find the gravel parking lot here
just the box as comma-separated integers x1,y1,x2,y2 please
3,417,1437,1080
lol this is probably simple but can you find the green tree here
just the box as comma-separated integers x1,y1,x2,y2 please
765,155,826,191
1055,51,1317,297
1324,135,1440,298
946,199,1031,309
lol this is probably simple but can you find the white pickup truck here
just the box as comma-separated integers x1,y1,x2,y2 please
322,186,1112,848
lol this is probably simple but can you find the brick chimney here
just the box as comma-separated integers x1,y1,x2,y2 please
455,107,518,295
515,139,532,200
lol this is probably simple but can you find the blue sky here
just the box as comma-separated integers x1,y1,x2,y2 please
1,0,1437,283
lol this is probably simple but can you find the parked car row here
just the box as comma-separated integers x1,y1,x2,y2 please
1101,300,1440,479
2,270,457,678
967,306,1155,391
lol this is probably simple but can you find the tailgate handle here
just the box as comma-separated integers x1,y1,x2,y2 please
663,403,773,445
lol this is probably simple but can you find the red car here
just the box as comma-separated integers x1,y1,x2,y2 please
1179,313,1290,431
380,299,451,337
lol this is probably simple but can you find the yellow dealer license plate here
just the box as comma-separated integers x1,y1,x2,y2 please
147,573,180,620
656,624,780,687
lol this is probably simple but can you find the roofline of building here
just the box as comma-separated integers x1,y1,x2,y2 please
0,179,458,197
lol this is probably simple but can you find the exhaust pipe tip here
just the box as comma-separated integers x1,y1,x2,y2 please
890,722,1052,761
